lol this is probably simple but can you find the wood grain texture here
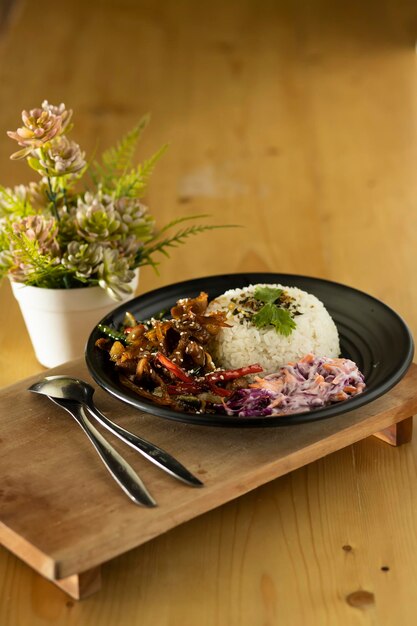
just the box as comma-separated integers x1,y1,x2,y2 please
2,0,417,623
1,360,416,593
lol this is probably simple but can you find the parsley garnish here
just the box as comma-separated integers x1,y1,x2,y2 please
252,286,296,336
254,286,283,304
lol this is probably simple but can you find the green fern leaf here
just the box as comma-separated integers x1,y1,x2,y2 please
101,114,150,178
135,222,238,269
6,229,70,288
90,116,167,199
114,143,168,198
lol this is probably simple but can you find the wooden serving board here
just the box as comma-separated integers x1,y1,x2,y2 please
1,359,417,600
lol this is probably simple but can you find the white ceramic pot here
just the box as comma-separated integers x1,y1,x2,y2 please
11,271,139,368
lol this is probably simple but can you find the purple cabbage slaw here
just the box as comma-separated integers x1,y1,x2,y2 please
222,354,366,417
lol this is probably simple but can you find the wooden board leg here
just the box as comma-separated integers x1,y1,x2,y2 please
373,416,414,447
53,566,101,600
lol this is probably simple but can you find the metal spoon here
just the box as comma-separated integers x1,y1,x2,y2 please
28,375,203,487
29,392,156,507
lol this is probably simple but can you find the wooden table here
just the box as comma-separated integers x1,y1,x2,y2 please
1,0,417,623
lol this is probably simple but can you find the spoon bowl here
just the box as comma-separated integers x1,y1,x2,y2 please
29,375,203,487
29,377,156,506
29,375,95,405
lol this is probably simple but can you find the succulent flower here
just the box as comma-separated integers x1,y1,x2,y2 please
12,215,60,258
75,192,121,242
5,215,61,283
7,101,72,160
41,101,71,121
114,197,155,240
0,184,31,216
62,240,104,279
6,184,27,203
115,234,142,259
98,248,135,300
33,136,86,176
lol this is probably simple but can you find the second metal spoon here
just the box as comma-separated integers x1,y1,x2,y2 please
28,375,203,487
36,394,156,507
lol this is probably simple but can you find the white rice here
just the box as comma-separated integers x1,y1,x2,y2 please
207,284,340,374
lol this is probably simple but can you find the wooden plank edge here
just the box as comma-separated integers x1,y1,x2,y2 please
0,523,101,600
52,398,417,580
0,522,57,580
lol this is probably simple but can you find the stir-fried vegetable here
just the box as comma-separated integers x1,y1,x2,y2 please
97,323,129,344
96,292,261,412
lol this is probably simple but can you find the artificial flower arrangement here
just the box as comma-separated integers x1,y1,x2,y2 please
0,101,226,300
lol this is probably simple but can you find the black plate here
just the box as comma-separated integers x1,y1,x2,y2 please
85,273,414,427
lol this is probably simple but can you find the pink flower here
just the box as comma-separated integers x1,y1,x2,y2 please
7,101,72,160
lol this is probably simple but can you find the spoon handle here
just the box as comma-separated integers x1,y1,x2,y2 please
84,402,203,487
51,398,157,507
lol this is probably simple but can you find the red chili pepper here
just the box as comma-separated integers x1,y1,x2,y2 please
167,381,232,398
207,381,232,397
156,352,195,383
205,364,263,384
166,383,203,395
